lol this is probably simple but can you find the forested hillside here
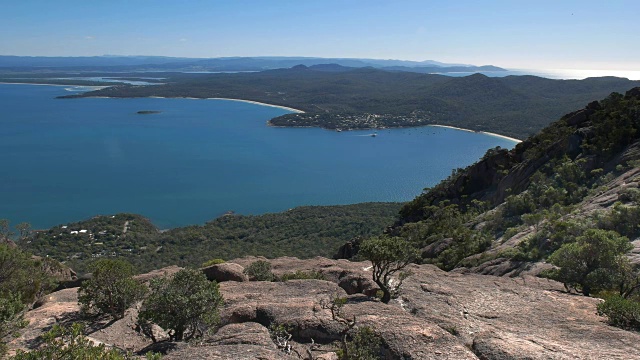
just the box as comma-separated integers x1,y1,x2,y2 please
60,66,639,138
388,87,640,277
21,203,401,273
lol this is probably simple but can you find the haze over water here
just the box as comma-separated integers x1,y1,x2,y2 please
0,84,517,229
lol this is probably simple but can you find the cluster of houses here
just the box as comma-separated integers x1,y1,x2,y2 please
54,223,132,259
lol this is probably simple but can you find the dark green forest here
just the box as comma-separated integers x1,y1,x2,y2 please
393,88,640,272
20,203,401,273
57,66,639,139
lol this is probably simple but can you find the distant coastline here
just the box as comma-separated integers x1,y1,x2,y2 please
0,82,109,91
429,124,522,143
0,82,306,114
1,82,520,140
145,95,306,113
207,97,305,113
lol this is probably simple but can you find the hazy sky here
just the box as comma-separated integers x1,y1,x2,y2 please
1,0,638,70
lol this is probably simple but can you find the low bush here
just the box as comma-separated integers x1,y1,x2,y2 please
11,323,162,359
279,270,326,281
78,259,147,320
139,268,223,341
337,326,384,360
597,294,640,331
201,258,225,267
243,260,275,281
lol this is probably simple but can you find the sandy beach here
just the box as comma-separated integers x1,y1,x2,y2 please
145,95,304,113
0,83,518,140
429,124,522,143
1,82,306,114
206,97,304,113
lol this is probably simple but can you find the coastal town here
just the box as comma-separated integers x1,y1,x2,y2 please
268,111,436,131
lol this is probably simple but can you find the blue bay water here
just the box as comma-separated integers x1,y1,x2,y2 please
0,84,517,229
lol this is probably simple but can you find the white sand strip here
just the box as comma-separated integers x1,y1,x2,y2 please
205,97,304,113
143,96,304,113
429,124,522,143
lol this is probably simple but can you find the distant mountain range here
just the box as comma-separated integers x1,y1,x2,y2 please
0,55,505,74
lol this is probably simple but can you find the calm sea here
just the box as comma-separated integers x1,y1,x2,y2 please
0,84,517,229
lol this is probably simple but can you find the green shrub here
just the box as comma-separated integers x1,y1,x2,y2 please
78,259,147,319
336,326,384,360
547,229,631,296
0,294,27,357
279,270,326,281
11,323,161,359
243,260,275,281
502,227,520,241
359,236,417,303
0,245,55,356
139,268,223,341
596,203,640,238
618,187,640,204
597,294,640,331
201,258,225,267
0,244,54,306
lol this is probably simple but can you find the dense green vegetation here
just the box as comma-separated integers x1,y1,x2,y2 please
243,260,275,281
21,203,400,273
139,269,223,341
0,244,58,356
336,326,384,360
11,323,161,360
78,259,147,319
597,294,640,331
59,67,639,139
386,88,640,330
395,88,640,264
545,229,632,296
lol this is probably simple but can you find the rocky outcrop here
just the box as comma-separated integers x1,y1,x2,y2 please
232,256,378,296
334,236,362,259
201,262,248,282
163,322,299,360
9,288,80,354
421,237,454,258
133,265,182,283
222,258,640,359
11,257,640,359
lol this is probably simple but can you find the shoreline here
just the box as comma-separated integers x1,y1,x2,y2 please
0,82,109,90
129,95,305,113
145,95,305,113
2,82,519,140
429,124,522,143
0,81,306,113
206,97,305,113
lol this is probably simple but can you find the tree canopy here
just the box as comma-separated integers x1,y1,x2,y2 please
547,229,632,296
359,236,417,303
78,259,147,319
139,269,223,341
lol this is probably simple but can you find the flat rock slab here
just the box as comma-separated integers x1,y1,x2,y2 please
9,288,80,353
399,264,640,360
11,257,640,360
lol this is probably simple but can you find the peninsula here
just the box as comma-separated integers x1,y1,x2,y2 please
55,65,639,139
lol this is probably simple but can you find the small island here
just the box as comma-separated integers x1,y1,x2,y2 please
136,110,162,115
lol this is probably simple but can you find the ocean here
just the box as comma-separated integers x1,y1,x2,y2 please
0,83,517,229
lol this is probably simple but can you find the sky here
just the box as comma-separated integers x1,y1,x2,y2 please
1,0,639,71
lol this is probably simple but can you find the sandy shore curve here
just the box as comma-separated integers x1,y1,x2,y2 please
429,124,522,143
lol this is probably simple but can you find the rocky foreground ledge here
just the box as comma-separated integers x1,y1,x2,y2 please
11,257,640,359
